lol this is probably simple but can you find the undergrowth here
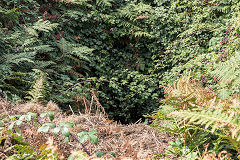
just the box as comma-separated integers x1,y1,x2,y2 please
0,105,116,160
150,77,240,159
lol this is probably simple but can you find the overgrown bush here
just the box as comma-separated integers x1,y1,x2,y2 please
98,69,162,123
0,0,162,123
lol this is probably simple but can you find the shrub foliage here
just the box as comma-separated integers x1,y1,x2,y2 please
0,0,240,123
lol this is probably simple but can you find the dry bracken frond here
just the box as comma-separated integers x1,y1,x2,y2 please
162,77,215,109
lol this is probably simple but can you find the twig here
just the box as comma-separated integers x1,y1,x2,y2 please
89,96,94,113
134,118,142,124
70,133,91,156
83,116,95,127
69,105,75,115
83,97,88,114
151,131,160,149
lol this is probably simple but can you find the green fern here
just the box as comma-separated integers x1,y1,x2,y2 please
174,109,240,140
5,144,58,160
134,31,152,38
96,0,113,7
26,70,47,102
0,7,20,26
116,2,153,39
212,53,240,88
31,19,58,34
26,20,57,37
5,145,36,160
118,2,152,20
150,105,184,135
57,38,94,66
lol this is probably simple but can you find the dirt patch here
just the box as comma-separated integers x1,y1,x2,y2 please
0,99,174,159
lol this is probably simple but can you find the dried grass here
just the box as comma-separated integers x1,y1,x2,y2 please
0,99,173,159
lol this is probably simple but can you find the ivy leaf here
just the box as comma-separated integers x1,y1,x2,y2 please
16,120,23,125
9,116,16,119
2,118,9,122
60,122,74,128
77,134,88,143
62,127,70,137
38,125,50,133
25,114,32,121
0,120,4,127
15,127,21,135
40,112,47,118
88,130,97,135
48,111,54,121
95,151,116,158
28,112,37,118
95,151,104,158
89,134,98,144
64,137,70,143
28,112,37,116
109,151,116,157
45,122,56,128
8,121,15,130
19,115,25,121
108,152,116,157
15,115,21,118
52,126,61,135
77,132,86,137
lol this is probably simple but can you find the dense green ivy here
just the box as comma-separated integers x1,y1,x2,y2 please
0,0,160,123
98,69,162,123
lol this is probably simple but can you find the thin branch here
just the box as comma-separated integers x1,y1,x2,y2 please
70,133,91,156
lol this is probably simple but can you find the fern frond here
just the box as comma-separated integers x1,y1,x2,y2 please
150,105,184,135
211,52,240,99
6,52,36,65
96,0,113,7
5,143,58,159
134,31,152,38
118,2,152,20
26,70,47,102
162,77,214,108
212,52,240,86
32,19,58,32
22,38,38,47
26,19,58,36
34,61,56,68
25,45,54,53
0,7,19,23
70,46,94,61
57,38,94,62
173,109,240,141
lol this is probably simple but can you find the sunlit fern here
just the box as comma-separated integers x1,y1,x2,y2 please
26,70,47,102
